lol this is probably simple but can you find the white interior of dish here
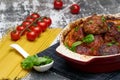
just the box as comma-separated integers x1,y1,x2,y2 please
56,13,120,62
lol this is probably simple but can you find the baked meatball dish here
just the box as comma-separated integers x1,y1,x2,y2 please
64,14,120,56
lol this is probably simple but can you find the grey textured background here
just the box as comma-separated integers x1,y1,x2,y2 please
0,0,120,38
0,0,120,80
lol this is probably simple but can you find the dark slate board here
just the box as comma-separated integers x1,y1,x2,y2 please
23,42,120,80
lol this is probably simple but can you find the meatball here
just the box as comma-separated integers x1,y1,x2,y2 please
76,45,91,55
76,45,100,56
104,22,120,42
98,43,120,55
76,35,103,56
87,35,104,49
83,14,108,34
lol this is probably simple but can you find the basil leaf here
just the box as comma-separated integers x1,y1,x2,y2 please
89,20,93,24
71,41,82,52
107,43,113,46
91,47,94,51
117,26,120,32
64,34,94,52
34,56,52,66
117,26,120,28
21,55,53,69
101,16,106,22
21,55,37,69
107,40,119,46
64,42,71,49
82,34,94,43
74,27,79,32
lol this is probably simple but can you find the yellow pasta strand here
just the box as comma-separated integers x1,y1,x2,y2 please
0,28,62,79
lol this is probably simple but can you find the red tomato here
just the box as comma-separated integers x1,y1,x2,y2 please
16,25,26,35
37,20,48,32
54,0,63,9
26,31,37,41
30,25,42,37
22,21,31,27
26,16,35,22
10,30,20,41
31,13,40,19
70,4,80,14
42,17,52,27
16,25,25,32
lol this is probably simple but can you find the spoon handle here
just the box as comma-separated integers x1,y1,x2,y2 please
10,44,29,58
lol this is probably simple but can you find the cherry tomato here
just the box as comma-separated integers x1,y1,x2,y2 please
37,20,48,32
42,17,52,27
26,31,37,41
70,4,80,14
26,16,35,22
30,25,42,37
54,0,63,9
16,25,25,32
10,30,20,41
22,21,31,27
16,25,26,35
31,13,40,19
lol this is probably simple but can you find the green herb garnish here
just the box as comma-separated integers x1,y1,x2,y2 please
91,47,94,51
66,34,94,52
108,26,110,30
107,40,119,46
21,55,53,69
82,34,94,43
107,43,113,46
117,26,120,28
117,26,120,32
74,27,79,32
35,56,53,66
101,16,106,22
89,20,93,24
71,41,82,52
64,42,71,49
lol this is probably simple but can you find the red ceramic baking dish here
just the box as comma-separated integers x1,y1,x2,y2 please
56,14,120,73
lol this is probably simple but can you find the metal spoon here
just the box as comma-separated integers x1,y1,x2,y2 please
10,44,54,72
